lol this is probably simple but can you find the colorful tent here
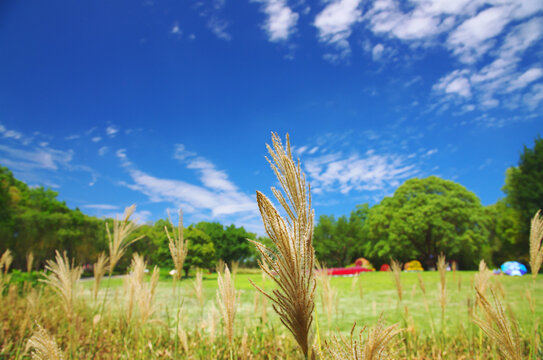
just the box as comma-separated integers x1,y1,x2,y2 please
380,264,391,272
404,260,424,272
500,261,527,276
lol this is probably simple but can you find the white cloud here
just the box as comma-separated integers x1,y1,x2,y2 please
253,0,299,42
0,144,73,171
508,68,543,92
98,146,108,156
304,151,417,194
92,136,102,143
207,17,232,41
523,84,543,110
372,43,384,61
82,204,120,210
64,134,80,140
314,0,363,61
171,23,181,35
106,126,118,137
433,70,472,98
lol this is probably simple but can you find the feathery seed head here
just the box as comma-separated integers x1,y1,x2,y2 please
530,209,543,280
27,323,64,360
249,132,316,357
165,209,188,281
107,204,143,274
217,265,237,344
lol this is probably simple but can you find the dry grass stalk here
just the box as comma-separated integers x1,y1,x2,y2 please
1,249,13,275
530,209,543,280
193,268,205,309
437,253,447,315
474,259,492,298
417,273,426,296
325,318,401,360
231,260,240,278
249,133,316,357
26,251,34,273
390,259,403,301
26,323,64,360
351,276,359,293
165,209,188,281
126,253,159,324
41,251,82,319
240,330,249,360
106,204,143,274
473,287,523,360
93,252,108,300
177,324,189,353
217,265,237,344
207,305,219,344
317,270,336,329
216,259,226,275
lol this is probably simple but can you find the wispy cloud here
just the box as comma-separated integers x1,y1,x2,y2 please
116,146,257,218
314,0,363,62
106,125,119,137
195,0,232,41
252,0,299,42
82,204,120,210
0,144,73,172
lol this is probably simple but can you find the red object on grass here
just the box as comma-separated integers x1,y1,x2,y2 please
380,264,391,272
324,267,373,276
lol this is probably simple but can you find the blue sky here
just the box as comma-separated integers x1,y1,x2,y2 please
0,0,542,234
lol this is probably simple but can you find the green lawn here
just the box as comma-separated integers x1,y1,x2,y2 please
83,270,543,338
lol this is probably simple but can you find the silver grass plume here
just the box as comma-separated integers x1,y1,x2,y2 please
325,318,401,360
249,132,316,357
26,323,64,360
41,251,82,319
530,209,543,280
93,252,108,300
107,204,143,274
165,209,188,281
217,265,237,344
473,287,523,360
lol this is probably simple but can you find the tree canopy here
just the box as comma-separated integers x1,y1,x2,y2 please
363,176,488,269
504,136,543,248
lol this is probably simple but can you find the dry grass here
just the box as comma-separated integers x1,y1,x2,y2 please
166,209,188,281
474,259,492,299
1,249,13,275
26,323,64,360
217,265,237,345
390,259,403,302
93,252,108,300
106,204,143,274
249,132,316,357
473,287,523,360
437,253,447,317
530,209,543,280
41,251,82,320
26,252,34,273
193,268,205,309
324,318,401,360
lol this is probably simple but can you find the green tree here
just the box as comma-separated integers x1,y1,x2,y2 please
484,199,523,265
313,204,370,267
183,225,215,277
363,176,488,269
195,222,254,266
504,136,543,251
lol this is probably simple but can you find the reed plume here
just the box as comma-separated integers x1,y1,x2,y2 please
165,209,188,280
390,259,403,301
107,204,143,274
1,249,13,275
217,265,237,344
93,252,108,300
437,253,447,317
317,269,336,329
216,259,226,275
530,209,543,280
193,268,205,309
41,251,82,319
126,253,159,323
474,259,492,298
473,287,523,360
138,265,159,324
249,132,316,357
325,318,401,360
26,251,34,273
26,323,64,360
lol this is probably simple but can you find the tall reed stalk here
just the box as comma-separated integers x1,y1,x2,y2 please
217,265,237,347
528,209,542,360
26,251,34,273
249,132,316,358
390,259,403,302
165,208,188,358
27,323,65,360
93,252,108,301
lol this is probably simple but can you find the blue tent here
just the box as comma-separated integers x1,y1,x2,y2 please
500,261,527,276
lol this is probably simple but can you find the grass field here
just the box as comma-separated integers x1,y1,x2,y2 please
83,269,542,332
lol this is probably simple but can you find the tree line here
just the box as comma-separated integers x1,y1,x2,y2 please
314,137,542,270
1,136,541,271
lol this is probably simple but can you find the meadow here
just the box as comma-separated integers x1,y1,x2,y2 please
1,264,542,359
